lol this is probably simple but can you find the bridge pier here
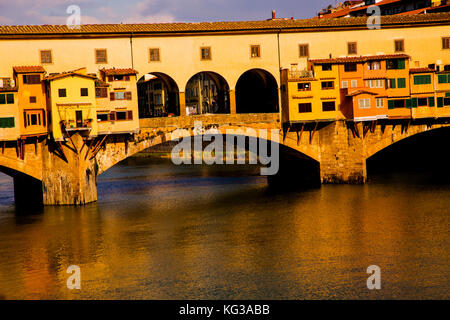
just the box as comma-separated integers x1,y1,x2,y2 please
319,121,367,184
41,133,98,205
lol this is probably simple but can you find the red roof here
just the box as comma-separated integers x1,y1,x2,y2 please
350,0,402,13
409,68,435,74
44,72,97,81
310,54,410,64
101,68,138,76
346,90,379,97
13,66,46,74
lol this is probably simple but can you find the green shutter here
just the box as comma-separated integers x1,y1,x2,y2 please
414,75,421,85
0,94,5,104
429,97,435,107
6,94,14,104
406,98,412,109
424,75,431,84
388,100,395,109
389,78,396,88
437,97,444,108
446,92,450,97
438,74,447,83
397,59,405,69
411,98,418,108
397,78,406,88
448,74,450,83
0,117,14,128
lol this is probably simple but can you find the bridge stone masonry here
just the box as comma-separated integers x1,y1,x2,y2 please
1,113,449,205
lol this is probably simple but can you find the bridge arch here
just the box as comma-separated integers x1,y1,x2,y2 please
137,72,180,118
235,68,279,114
184,71,230,115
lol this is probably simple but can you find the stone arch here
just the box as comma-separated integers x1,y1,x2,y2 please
235,68,279,114
0,156,42,181
137,72,181,118
184,71,230,115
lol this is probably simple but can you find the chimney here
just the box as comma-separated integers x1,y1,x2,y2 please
272,10,276,19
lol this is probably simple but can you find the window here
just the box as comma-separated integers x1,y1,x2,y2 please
386,59,405,70
397,78,406,88
443,37,450,50
322,64,332,71
376,98,384,108
344,63,357,72
95,87,108,98
366,80,383,88
438,74,450,83
201,47,211,60
297,83,311,91
347,42,357,55
25,111,43,127
0,94,14,104
367,61,381,70
321,81,334,90
388,99,406,109
358,98,371,109
110,91,132,100
97,113,109,122
351,80,358,88
250,45,261,58
0,117,14,128
418,98,428,107
445,65,450,71
299,44,309,58
394,39,404,52
80,88,88,97
387,78,396,89
414,75,431,85
23,74,40,84
149,48,160,62
29,96,37,103
322,101,336,111
341,81,348,89
298,103,312,113
40,50,52,64
445,97,450,106
115,110,133,120
58,89,67,97
95,49,107,64
0,78,12,88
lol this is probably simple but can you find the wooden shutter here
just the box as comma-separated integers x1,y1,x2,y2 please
125,92,132,100
438,75,447,83
397,59,405,69
411,98,417,108
437,97,444,108
110,92,115,101
406,99,412,109
428,97,435,107
127,110,133,120
109,111,116,121
23,112,27,127
388,100,395,109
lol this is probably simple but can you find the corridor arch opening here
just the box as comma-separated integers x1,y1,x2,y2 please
235,69,279,114
184,72,230,115
137,72,180,118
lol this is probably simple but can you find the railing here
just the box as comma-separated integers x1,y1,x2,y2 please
288,70,314,80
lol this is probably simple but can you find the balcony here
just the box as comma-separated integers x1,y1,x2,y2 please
288,70,315,80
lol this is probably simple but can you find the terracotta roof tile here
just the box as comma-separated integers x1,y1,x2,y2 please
310,54,410,64
101,68,138,76
410,68,436,73
0,13,449,36
44,72,97,81
346,90,379,97
13,66,46,73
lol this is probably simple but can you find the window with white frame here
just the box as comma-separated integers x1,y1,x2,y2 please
366,80,384,88
358,98,371,109
367,61,381,70
341,81,348,89
376,98,384,108
351,80,357,88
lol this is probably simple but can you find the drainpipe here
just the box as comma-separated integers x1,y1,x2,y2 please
130,32,135,69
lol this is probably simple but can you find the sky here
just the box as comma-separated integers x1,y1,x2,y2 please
0,0,337,25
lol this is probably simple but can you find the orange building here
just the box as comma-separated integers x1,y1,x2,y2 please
409,68,437,119
436,69,450,117
13,66,48,139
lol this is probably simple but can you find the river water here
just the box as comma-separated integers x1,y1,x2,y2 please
0,157,448,300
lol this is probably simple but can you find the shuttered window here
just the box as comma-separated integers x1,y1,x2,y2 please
299,44,309,58
394,39,404,52
397,78,406,88
443,37,450,50
414,75,432,85
428,97,435,107
0,117,14,128
0,94,14,104
298,103,312,113
347,42,357,55
23,74,40,84
95,87,108,98
95,49,107,64
149,48,160,62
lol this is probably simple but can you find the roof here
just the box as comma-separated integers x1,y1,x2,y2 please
346,90,379,97
44,72,97,81
13,66,46,74
350,0,402,13
410,68,436,74
101,68,138,76
0,13,449,37
310,54,410,64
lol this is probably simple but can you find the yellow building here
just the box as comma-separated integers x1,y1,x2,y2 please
436,69,450,117
409,68,438,119
96,68,139,135
282,62,341,123
385,56,412,119
13,66,48,138
45,69,98,141
0,85,20,141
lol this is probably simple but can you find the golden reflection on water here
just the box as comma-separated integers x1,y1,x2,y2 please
0,163,448,300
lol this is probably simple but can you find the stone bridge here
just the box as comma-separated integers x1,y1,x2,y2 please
1,113,449,205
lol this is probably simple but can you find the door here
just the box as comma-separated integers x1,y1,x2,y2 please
76,110,83,128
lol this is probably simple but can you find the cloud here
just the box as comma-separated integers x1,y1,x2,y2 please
0,16,13,24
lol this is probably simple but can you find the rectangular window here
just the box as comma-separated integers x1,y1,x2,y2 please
0,94,5,104
111,91,132,100
23,74,40,84
367,61,381,70
322,64,332,71
201,47,211,60
417,98,428,107
97,113,109,122
95,49,107,64
29,96,36,103
149,48,160,62
438,74,448,83
80,88,88,97
341,81,348,89
344,63,357,72
297,83,311,91
95,87,108,98
116,111,127,120
250,45,261,58
397,78,406,88
40,50,52,64
0,94,14,104
394,39,404,52
58,89,67,97
392,99,406,108
322,101,336,111
299,44,309,58
414,75,432,85
358,98,371,109
443,37,450,50
298,103,312,113
351,80,358,88
321,81,334,90
0,117,15,128
347,42,357,55
387,78,396,89
444,97,450,106
429,97,435,107
386,59,405,70
376,98,384,108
